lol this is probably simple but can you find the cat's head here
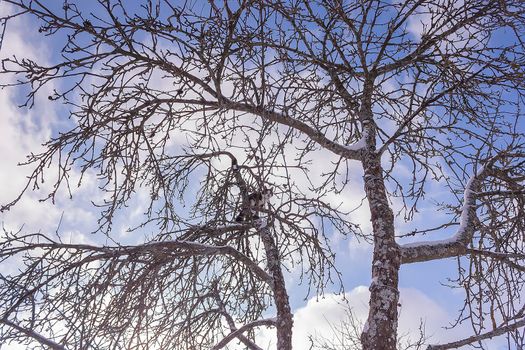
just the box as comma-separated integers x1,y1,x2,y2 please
262,187,273,198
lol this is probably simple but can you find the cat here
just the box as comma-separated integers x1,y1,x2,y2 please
235,187,273,222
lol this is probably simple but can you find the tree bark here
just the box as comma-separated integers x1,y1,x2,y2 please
359,80,401,350
356,79,402,350
260,227,293,350
360,154,401,348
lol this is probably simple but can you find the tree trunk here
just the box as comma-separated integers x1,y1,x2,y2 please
260,227,293,350
360,151,401,350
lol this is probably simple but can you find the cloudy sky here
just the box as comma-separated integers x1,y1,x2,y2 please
0,2,513,349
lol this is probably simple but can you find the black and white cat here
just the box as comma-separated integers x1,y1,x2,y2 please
235,187,273,222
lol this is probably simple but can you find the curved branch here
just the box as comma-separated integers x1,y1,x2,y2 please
213,291,264,350
211,318,276,350
399,165,490,264
427,318,525,350
0,319,67,350
170,240,274,286
17,235,274,286
0,225,274,319
376,2,495,75
224,101,364,160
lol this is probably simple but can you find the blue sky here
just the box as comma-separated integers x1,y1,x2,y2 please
0,1,519,349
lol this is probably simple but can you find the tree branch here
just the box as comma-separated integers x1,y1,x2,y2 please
211,318,276,350
465,248,525,273
213,291,264,350
0,319,67,350
224,100,364,160
427,318,525,350
399,165,490,264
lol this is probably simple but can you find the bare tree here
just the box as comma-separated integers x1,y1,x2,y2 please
0,0,524,349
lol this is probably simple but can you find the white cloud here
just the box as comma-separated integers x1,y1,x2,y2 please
0,56,62,232
253,285,506,349
292,287,368,348
0,6,102,240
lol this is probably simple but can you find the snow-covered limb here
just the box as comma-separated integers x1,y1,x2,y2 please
0,319,67,350
399,165,488,264
427,317,525,350
211,318,277,350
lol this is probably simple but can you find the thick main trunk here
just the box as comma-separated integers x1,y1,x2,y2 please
260,227,293,350
360,152,401,350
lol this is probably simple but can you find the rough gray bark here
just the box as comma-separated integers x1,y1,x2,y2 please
357,86,401,350
260,226,293,350
360,152,401,350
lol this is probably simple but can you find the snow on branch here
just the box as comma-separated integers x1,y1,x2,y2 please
427,317,525,350
0,319,66,350
399,165,487,264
